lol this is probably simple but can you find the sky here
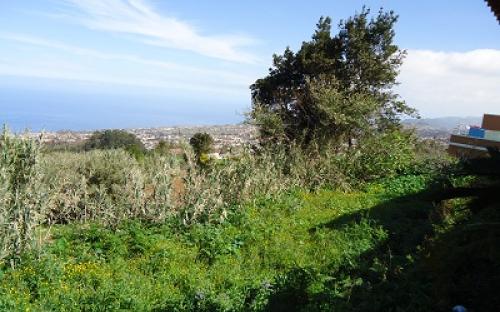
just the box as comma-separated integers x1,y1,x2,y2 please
0,0,499,131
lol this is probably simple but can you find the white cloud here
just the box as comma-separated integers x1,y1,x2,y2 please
0,33,256,95
399,49,500,117
59,0,258,63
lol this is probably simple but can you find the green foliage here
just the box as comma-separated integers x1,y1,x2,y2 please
0,155,497,311
0,127,495,311
409,138,453,175
41,141,85,153
125,143,146,161
425,205,500,311
0,184,391,311
0,129,47,267
0,6,494,310
40,150,175,225
154,139,173,156
3,128,431,228
189,132,214,168
189,132,214,155
251,8,416,145
347,130,418,181
306,77,380,145
84,129,146,159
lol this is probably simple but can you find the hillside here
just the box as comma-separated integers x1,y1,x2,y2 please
2,127,499,311
2,4,498,311
402,116,482,139
1,173,498,311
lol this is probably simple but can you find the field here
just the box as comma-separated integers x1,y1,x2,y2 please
0,131,499,311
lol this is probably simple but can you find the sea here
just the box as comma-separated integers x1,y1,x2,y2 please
1,86,246,132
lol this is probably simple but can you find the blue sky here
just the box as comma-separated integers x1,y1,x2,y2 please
1,0,499,130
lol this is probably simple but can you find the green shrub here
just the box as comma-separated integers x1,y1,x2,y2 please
0,129,47,267
153,139,174,156
84,129,146,160
0,186,390,311
40,150,175,225
1,125,442,229
0,162,494,311
189,133,213,156
347,130,417,181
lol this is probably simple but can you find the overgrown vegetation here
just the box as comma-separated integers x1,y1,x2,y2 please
1,7,498,312
1,127,429,229
0,170,497,311
190,132,214,166
84,129,147,160
0,129,47,268
3,126,497,311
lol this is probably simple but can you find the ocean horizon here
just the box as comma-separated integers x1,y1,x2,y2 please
1,85,248,133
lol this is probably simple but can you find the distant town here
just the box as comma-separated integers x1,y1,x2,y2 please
18,117,481,152
23,124,259,151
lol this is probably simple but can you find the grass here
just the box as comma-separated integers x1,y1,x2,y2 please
1,132,497,311
0,174,465,312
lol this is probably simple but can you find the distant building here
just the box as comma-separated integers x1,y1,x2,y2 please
448,114,500,158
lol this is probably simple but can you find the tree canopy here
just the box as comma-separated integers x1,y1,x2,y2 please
84,130,146,155
251,8,416,146
189,132,214,157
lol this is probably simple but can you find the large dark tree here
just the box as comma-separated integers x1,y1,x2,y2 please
84,130,146,156
251,8,416,146
189,133,214,157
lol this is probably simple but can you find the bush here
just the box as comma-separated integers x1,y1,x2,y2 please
0,126,433,230
346,130,418,181
40,150,175,225
154,140,171,156
189,133,214,163
0,129,47,267
84,130,146,159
